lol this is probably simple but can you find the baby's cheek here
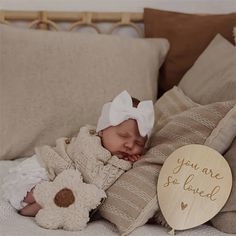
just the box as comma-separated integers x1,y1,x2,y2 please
137,146,145,154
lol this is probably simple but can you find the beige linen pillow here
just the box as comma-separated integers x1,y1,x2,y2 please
211,137,236,234
99,87,236,235
0,24,169,160
153,86,199,132
179,34,236,104
205,105,236,153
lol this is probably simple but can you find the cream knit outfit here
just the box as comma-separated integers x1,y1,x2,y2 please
3,125,131,210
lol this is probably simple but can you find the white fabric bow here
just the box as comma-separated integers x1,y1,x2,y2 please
96,91,154,137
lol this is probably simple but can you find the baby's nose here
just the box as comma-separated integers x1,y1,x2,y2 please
125,141,134,150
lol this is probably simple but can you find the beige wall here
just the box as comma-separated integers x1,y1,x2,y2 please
0,0,236,13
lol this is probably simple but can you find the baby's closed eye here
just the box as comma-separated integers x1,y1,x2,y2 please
118,133,129,138
135,141,144,147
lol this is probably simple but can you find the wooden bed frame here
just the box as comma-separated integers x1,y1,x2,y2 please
0,10,144,36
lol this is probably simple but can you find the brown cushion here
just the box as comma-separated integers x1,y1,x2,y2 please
0,24,169,160
99,87,236,235
144,8,236,96
234,27,236,42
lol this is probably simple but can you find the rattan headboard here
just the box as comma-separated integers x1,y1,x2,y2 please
0,10,144,37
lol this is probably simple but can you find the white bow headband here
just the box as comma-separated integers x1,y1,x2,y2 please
96,91,155,137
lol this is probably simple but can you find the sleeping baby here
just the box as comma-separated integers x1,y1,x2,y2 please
2,90,155,217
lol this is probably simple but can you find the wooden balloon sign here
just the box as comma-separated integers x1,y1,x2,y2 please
157,144,232,234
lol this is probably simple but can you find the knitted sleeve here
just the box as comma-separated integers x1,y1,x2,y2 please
69,125,132,190
35,137,75,180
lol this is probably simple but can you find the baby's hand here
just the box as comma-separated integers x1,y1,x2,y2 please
123,154,140,163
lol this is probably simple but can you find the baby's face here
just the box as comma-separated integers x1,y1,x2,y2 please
100,119,147,163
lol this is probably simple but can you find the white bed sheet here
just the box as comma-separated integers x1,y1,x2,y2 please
0,159,234,236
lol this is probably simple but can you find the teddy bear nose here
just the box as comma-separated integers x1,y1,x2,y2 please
54,188,75,207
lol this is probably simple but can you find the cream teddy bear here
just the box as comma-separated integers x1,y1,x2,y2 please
33,169,106,231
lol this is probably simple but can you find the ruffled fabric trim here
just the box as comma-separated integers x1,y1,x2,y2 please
2,155,48,210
